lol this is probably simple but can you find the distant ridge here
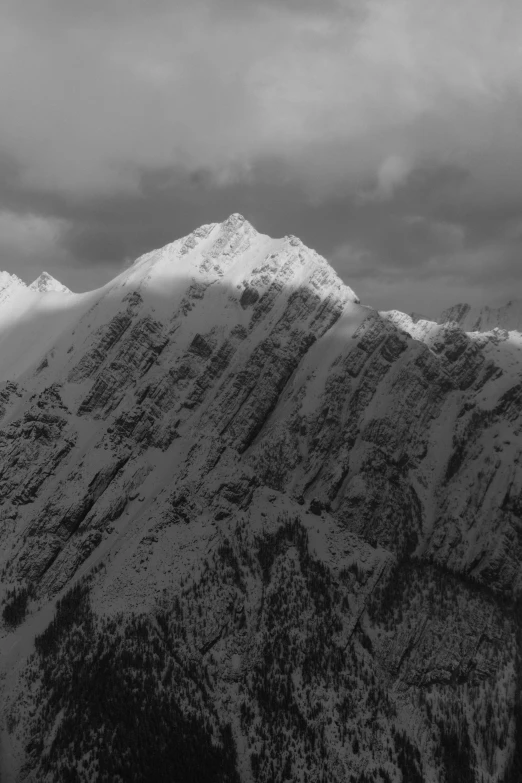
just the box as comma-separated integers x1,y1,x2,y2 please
439,299,522,332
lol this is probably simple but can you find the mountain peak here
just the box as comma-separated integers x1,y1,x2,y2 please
213,212,254,238
29,271,71,294
125,214,359,307
0,270,26,290
0,270,28,304
223,212,248,226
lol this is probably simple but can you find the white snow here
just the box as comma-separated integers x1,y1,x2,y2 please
29,271,71,294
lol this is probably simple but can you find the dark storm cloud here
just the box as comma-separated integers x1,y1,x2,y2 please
0,0,522,312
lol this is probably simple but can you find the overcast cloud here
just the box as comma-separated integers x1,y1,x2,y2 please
0,0,521,315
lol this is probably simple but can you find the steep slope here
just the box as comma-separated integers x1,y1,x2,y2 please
0,214,520,783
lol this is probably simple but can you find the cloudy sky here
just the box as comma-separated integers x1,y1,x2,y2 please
1,0,521,316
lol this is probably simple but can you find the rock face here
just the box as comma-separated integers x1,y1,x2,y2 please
0,214,521,783
439,299,522,333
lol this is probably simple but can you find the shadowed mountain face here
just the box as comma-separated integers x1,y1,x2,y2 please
438,300,522,333
0,214,521,782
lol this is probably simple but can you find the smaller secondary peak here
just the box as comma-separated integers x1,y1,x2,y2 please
224,212,247,225
218,212,256,235
29,271,71,294
0,271,27,306
0,270,26,292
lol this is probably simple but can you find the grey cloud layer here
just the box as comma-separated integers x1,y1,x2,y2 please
0,0,521,314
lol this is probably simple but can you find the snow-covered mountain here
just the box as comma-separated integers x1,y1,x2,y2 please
0,214,520,782
0,271,27,306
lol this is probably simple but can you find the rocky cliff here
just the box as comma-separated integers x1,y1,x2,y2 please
0,214,520,782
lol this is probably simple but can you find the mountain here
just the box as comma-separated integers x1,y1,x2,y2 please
0,271,27,306
28,271,71,295
0,214,520,782
439,300,522,333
